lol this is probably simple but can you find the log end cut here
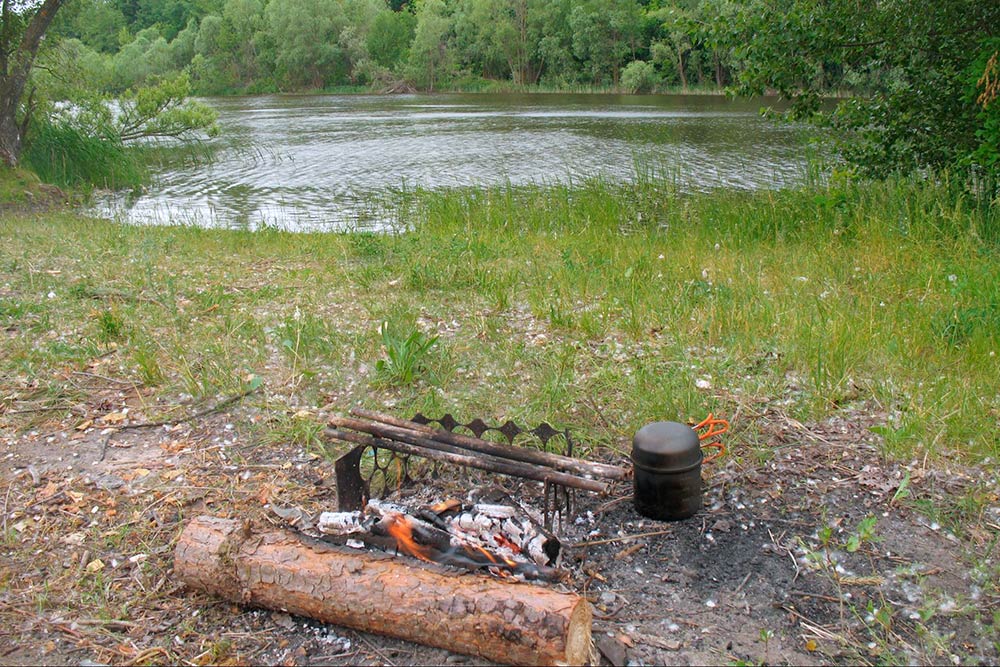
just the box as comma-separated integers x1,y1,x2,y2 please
174,515,250,600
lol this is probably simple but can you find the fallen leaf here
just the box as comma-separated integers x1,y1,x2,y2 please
101,410,129,424
121,468,151,481
160,440,189,453
76,419,93,431
38,481,60,498
85,558,105,573
616,633,635,648
805,639,818,652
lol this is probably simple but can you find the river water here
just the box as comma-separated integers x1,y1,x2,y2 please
96,93,819,232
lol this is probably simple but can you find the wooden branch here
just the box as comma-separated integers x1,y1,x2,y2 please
349,409,629,481
324,426,610,494
175,516,592,666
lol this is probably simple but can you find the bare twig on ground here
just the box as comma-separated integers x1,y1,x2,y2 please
572,529,672,548
98,387,259,461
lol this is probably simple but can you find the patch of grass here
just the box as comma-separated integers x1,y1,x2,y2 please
1,173,998,462
373,320,439,387
22,120,144,190
262,410,326,451
94,308,127,343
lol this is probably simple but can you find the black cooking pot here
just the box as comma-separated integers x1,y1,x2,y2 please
631,421,702,521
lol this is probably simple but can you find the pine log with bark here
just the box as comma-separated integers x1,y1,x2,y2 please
174,516,592,666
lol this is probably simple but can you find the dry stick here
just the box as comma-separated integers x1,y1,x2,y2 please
595,494,633,514
1,482,12,533
352,630,397,667
18,490,67,514
4,405,67,415
71,371,138,386
734,571,753,594
348,409,630,481
324,428,610,494
98,387,259,462
571,529,672,548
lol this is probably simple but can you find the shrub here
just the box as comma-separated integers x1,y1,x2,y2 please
620,60,659,94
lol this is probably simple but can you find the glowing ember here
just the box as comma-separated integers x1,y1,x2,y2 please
493,534,522,555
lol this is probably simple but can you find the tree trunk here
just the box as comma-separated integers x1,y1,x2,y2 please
0,0,66,166
0,86,23,167
175,516,592,666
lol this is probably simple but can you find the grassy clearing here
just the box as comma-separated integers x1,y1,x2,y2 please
1,173,998,665
1,175,998,465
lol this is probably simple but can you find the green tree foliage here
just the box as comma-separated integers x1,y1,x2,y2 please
568,0,643,87
727,0,1000,180
264,0,354,89
968,40,1000,175
530,0,576,85
132,0,217,40
366,7,415,70
42,71,217,144
63,0,127,53
406,0,451,91
191,0,266,92
452,0,541,84
621,59,658,93
1,0,68,166
112,26,174,89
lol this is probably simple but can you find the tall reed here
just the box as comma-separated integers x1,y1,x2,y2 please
23,119,144,190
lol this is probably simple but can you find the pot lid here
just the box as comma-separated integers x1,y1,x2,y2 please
631,421,701,471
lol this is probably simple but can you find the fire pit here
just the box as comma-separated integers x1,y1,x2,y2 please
174,410,726,666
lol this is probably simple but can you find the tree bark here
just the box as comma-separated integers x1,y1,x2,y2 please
675,47,688,89
175,516,592,666
0,0,66,166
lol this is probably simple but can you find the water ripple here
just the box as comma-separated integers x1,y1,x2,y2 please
94,93,820,231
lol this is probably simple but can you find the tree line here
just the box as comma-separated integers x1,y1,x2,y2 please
46,0,750,95
3,0,998,189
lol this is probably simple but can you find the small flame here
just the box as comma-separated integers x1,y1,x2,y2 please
465,543,498,564
464,543,520,572
384,513,432,562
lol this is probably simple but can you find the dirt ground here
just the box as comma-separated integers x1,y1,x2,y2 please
1,386,998,666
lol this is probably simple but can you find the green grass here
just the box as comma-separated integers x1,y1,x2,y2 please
1,174,997,462
21,120,144,190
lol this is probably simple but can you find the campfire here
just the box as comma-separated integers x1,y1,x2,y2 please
301,497,565,581
173,410,724,665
